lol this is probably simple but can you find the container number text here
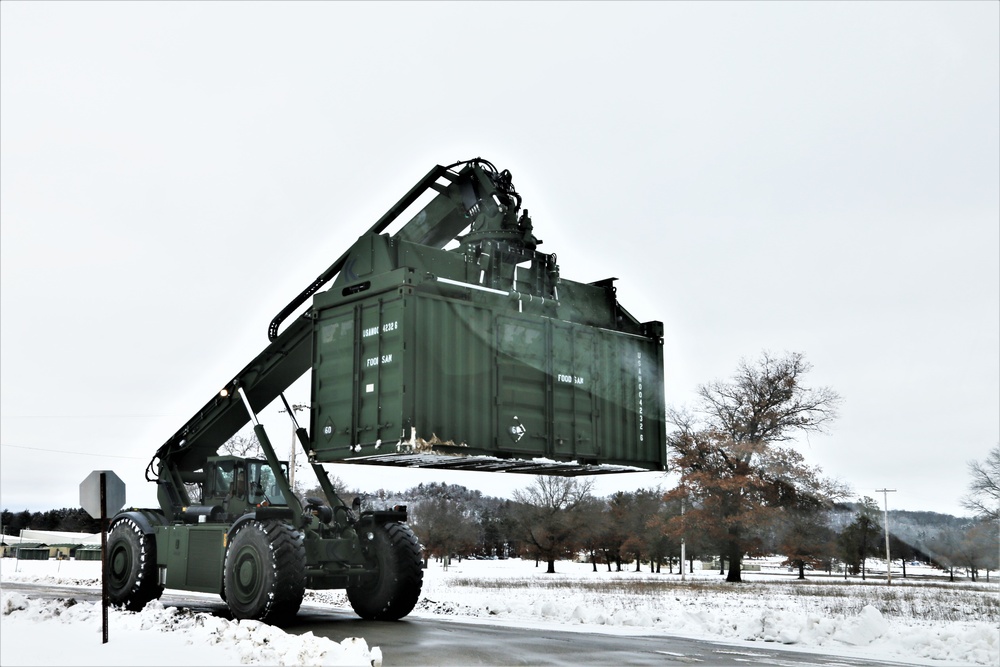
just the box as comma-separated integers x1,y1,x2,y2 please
363,321,399,338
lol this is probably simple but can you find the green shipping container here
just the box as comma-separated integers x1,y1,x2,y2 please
308,234,665,473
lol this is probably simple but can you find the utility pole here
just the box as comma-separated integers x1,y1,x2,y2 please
278,401,310,490
680,495,686,581
876,488,896,584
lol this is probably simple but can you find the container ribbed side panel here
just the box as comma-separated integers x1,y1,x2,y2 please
591,333,654,466
409,295,494,449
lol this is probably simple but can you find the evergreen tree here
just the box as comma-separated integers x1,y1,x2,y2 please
838,496,882,578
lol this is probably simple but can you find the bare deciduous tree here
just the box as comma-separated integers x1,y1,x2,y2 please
218,434,263,458
410,495,478,567
511,476,595,573
961,443,1000,521
697,351,841,445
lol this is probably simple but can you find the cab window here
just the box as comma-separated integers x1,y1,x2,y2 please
210,461,235,498
248,461,288,505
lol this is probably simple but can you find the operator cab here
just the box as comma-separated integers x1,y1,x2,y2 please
203,455,290,516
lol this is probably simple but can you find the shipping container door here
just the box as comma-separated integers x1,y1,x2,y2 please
312,308,356,456
356,297,405,446
551,322,597,459
495,316,549,456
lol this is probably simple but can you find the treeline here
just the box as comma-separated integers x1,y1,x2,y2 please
320,479,997,582
1,507,102,535
2,485,994,582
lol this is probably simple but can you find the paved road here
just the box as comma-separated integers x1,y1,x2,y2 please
289,604,920,667
3,583,922,667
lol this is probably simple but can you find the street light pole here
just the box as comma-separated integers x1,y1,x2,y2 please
876,488,896,584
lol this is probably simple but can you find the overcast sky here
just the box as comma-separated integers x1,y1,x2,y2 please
2,2,997,519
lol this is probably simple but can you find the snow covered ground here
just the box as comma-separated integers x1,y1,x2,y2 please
1,556,997,666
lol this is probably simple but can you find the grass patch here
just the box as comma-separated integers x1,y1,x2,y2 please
445,575,1000,624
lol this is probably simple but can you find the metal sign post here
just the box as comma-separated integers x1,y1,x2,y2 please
100,473,108,643
80,470,126,644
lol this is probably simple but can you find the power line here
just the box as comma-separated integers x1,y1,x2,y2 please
1,414,175,420
0,443,144,459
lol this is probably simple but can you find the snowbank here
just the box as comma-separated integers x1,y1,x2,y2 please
1,590,379,667
2,557,997,666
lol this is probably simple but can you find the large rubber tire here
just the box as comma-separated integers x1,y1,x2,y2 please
223,519,305,625
107,516,164,611
347,522,423,621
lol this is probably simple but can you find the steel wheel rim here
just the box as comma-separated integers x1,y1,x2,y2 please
231,546,262,603
108,542,131,588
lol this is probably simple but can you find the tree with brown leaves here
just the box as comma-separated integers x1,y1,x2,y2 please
659,351,845,582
